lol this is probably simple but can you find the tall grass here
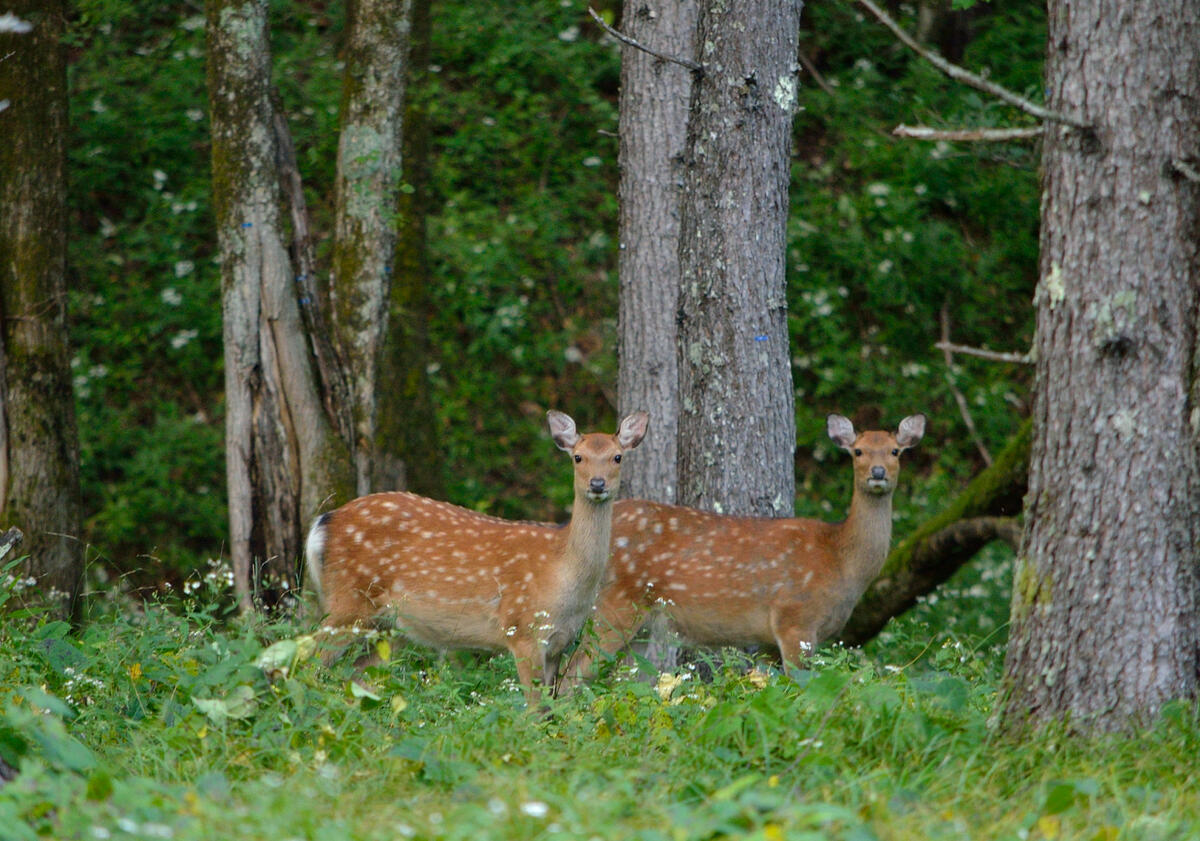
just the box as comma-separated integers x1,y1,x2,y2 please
1,553,1196,841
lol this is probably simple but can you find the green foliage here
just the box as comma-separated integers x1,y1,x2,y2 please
1,592,1198,840
64,0,1043,594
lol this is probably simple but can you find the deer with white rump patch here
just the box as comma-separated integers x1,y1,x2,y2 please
563,413,925,684
306,410,648,703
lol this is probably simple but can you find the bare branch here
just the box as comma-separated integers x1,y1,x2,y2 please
586,7,702,73
941,304,992,466
936,340,1032,365
894,124,1043,142
798,49,835,97
856,0,1090,131
1173,158,1200,183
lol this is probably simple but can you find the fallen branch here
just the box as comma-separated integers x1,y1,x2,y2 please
0,527,22,562
586,7,702,73
894,124,1043,142
856,0,1089,131
936,341,1032,365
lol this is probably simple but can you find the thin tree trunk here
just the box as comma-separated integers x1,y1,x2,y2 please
375,0,443,497
615,0,698,670
616,0,697,506
0,0,83,620
1001,0,1200,732
206,0,353,610
675,0,802,519
330,0,414,497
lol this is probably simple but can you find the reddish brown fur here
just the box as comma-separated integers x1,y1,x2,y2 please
307,411,648,702
564,414,924,682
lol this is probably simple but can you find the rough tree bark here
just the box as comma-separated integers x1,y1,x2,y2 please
616,0,697,506
0,1,83,620
614,0,698,669
330,0,413,497
840,419,1029,646
375,0,443,498
675,0,802,519
206,0,354,610
1001,0,1200,732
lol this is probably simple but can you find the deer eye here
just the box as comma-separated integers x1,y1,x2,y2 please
574,455,582,463
614,454,622,463
853,448,862,456
891,449,899,456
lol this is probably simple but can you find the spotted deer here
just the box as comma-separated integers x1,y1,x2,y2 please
305,410,648,702
564,413,925,683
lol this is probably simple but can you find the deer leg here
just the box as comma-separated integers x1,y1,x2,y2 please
506,635,547,709
770,607,817,673
560,599,648,691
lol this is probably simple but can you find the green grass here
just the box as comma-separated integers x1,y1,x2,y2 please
1,557,1197,841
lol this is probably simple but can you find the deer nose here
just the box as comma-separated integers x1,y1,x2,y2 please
589,478,607,494
870,466,886,481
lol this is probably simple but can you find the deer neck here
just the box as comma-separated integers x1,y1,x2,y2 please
561,493,615,590
836,488,894,589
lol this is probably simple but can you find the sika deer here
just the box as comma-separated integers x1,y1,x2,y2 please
306,410,649,702
564,413,925,682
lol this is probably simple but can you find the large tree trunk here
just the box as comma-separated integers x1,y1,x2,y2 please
206,0,354,611
330,0,414,497
616,0,697,506
675,0,802,519
840,419,1029,646
0,1,83,620
1001,0,1200,732
375,0,443,498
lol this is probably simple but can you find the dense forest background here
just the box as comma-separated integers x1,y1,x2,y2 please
67,0,1037,598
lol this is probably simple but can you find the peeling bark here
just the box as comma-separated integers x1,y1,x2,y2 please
0,0,82,620
675,0,803,519
206,0,353,610
1001,0,1200,732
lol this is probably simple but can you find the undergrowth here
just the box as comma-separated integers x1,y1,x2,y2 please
1,557,1197,841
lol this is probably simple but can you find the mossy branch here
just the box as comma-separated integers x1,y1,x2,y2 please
839,418,1031,646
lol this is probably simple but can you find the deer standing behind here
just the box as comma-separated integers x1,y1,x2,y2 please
564,413,925,684
306,410,649,702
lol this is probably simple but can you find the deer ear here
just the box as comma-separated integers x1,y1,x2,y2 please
827,414,856,449
617,411,649,450
547,411,581,452
896,414,926,450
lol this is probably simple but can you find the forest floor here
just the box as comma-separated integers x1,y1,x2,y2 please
1,547,1196,841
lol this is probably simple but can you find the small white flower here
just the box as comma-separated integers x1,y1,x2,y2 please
161,287,183,306
582,156,602,167
174,260,194,278
520,801,550,818
170,329,198,349
557,26,579,42
0,13,32,33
